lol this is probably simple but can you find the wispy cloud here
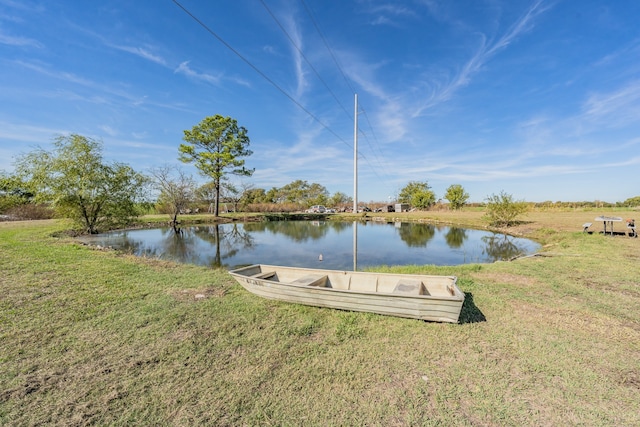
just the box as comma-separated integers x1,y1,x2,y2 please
279,8,308,98
0,0,45,14
174,61,222,85
15,60,95,86
99,125,118,137
0,31,42,48
365,3,418,27
12,60,191,112
110,44,167,65
581,80,640,127
0,121,70,145
413,0,551,116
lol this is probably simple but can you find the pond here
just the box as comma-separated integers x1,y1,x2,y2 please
79,220,540,271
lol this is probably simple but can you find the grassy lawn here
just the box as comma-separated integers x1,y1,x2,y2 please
1,210,639,426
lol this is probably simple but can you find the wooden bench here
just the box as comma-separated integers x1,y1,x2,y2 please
582,222,592,232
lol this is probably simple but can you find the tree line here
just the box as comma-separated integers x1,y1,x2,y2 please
2,114,639,233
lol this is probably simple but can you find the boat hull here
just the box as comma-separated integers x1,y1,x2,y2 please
229,264,465,323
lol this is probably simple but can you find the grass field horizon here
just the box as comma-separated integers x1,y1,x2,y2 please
1,208,638,426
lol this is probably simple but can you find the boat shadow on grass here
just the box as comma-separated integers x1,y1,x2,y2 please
458,292,486,324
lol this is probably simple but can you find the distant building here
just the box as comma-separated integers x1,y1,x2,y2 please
395,203,409,213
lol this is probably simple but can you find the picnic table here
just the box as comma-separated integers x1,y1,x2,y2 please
594,215,623,235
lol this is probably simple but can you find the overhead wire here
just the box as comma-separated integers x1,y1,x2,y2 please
298,0,394,185
262,0,392,179
172,0,393,194
259,0,353,122
171,0,352,150
299,0,356,95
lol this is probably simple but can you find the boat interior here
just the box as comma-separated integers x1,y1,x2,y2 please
241,265,458,297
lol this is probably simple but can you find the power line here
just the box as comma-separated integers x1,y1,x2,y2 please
171,0,352,149
259,0,353,122
299,0,356,95
299,0,393,186
173,0,394,195
261,0,395,182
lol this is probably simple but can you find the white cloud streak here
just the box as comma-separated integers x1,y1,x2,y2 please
110,44,167,65
174,61,221,85
413,0,551,117
0,31,42,48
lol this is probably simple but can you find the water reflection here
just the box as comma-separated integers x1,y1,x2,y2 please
397,222,436,247
445,227,467,248
80,221,539,270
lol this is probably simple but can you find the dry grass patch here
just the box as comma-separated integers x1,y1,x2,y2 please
171,287,227,301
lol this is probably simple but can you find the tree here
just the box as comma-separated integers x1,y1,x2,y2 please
179,115,254,217
195,181,218,213
328,191,352,207
242,187,267,205
622,195,640,207
0,172,34,213
276,180,328,206
444,184,469,210
398,181,435,210
14,134,148,233
150,165,195,230
484,191,528,227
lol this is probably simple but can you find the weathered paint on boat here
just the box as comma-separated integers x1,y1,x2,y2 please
228,264,465,323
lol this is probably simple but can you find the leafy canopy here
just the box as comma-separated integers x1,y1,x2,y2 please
398,181,435,210
444,184,470,210
179,115,253,216
14,134,148,233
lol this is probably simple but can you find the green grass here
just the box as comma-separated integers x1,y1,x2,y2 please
1,214,639,426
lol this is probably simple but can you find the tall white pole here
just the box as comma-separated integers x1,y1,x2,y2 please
353,93,358,214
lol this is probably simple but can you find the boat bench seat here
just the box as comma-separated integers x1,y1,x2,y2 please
393,279,430,296
252,271,277,280
290,274,328,287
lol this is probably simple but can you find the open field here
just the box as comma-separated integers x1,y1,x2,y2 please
1,209,639,426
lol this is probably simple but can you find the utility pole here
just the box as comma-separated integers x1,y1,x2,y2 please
353,93,358,214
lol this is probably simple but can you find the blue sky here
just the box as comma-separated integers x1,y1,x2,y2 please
1,0,639,203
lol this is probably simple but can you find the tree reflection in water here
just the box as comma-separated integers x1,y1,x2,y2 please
481,233,527,262
84,221,539,269
397,222,436,247
243,220,350,242
445,227,468,248
112,224,254,268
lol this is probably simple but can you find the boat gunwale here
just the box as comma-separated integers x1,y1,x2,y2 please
229,264,465,302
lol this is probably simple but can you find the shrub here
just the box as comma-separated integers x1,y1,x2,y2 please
5,204,54,220
484,191,528,227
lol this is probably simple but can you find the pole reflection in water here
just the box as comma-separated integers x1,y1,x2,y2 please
353,220,358,271
80,221,540,270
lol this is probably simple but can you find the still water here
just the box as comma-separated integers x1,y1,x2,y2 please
80,221,540,271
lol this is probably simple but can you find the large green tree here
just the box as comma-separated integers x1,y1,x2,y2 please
444,184,469,210
276,180,328,206
398,181,435,210
179,115,254,216
15,134,148,233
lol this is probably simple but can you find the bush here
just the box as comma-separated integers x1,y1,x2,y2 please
484,191,528,227
5,204,54,220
